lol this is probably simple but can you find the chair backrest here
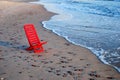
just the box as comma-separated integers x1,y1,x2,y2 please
24,24,40,46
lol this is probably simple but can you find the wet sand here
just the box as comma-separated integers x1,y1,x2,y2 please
0,0,120,80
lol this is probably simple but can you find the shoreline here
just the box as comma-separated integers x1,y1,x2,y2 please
42,24,120,73
0,0,120,80
37,1,120,73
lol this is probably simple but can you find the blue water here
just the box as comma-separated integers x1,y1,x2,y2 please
32,0,120,72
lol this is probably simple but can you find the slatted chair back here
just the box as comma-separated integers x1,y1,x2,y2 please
24,24,47,53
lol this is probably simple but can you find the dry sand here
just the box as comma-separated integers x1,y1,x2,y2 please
0,0,120,80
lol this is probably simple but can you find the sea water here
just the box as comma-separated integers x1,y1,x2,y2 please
32,0,120,72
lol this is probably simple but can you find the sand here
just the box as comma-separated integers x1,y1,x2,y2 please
0,0,120,80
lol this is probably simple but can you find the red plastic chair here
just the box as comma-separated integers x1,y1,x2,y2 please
24,24,47,53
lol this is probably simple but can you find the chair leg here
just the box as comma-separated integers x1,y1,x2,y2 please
26,46,33,51
25,44,45,53
33,45,44,53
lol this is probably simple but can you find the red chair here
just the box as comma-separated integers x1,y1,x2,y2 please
24,24,47,53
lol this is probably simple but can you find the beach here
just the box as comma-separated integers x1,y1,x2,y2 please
0,0,120,80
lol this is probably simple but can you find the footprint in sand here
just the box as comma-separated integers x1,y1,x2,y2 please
67,52,76,56
0,58,4,60
88,71,101,80
106,77,115,79
18,71,22,74
0,32,3,34
64,43,71,46
53,54,59,57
